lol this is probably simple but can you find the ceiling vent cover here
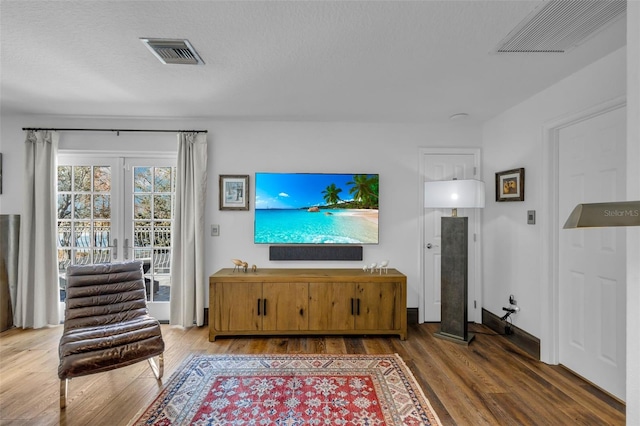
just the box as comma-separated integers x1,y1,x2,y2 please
140,38,205,65
494,0,626,53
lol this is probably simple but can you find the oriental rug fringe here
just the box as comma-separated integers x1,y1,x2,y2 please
130,353,442,425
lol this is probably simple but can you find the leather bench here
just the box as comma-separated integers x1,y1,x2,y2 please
58,260,165,408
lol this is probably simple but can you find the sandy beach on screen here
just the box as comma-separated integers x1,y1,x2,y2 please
345,209,378,225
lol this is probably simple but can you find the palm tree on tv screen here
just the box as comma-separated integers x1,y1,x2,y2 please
347,174,378,209
321,183,342,206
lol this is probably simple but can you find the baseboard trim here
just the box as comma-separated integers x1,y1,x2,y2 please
407,308,419,324
482,308,540,359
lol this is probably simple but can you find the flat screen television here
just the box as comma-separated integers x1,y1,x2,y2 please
254,173,379,244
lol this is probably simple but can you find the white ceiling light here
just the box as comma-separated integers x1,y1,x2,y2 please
140,38,205,65
448,113,469,121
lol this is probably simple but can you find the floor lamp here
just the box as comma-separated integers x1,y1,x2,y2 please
424,179,485,345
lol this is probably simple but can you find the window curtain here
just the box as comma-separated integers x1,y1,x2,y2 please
170,132,208,326
15,130,60,328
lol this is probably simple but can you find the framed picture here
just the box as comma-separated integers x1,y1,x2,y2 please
495,168,525,202
219,175,249,210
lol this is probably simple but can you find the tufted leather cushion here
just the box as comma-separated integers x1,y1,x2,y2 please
58,261,165,380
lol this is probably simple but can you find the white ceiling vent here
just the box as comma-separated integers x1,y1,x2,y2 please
140,38,204,65
494,0,626,53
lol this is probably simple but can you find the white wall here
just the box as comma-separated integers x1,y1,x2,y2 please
482,46,627,338
208,121,483,306
0,114,481,308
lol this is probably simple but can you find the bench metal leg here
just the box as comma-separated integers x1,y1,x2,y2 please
148,353,164,380
60,379,68,409
59,354,162,410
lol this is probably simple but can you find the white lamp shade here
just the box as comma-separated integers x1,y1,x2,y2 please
424,179,485,209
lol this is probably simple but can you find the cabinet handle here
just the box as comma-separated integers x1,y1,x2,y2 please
351,298,354,315
299,308,304,316
257,298,261,316
357,298,361,315
263,299,267,316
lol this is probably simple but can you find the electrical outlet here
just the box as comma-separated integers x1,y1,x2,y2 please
211,224,220,236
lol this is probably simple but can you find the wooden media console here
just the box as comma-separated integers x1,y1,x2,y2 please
209,268,407,341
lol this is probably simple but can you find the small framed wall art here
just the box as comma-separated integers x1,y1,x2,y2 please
495,168,524,202
219,175,249,210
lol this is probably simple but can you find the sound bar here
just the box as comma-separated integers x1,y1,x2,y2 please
269,245,363,261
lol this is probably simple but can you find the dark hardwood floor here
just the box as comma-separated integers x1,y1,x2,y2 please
0,322,625,425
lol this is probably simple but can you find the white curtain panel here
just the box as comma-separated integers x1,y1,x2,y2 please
170,132,208,326
15,130,60,328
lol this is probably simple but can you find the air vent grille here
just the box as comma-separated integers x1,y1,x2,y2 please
140,38,204,65
494,0,626,53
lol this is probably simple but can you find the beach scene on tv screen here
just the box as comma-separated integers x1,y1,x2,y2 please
254,173,379,244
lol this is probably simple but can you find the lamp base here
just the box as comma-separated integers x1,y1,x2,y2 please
434,331,475,346
437,216,472,345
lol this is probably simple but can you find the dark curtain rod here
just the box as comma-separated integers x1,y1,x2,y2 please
22,128,207,134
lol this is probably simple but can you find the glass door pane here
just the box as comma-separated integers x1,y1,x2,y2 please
56,157,122,304
125,159,176,320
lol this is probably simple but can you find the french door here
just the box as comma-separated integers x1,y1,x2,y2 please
56,155,176,321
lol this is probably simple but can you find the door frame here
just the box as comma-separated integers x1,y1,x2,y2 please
419,147,482,324
540,96,626,364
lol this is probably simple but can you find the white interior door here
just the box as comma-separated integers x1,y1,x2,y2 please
422,151,480,322
558,106,626,400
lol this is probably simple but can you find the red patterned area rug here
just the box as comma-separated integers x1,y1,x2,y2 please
130,353,442,425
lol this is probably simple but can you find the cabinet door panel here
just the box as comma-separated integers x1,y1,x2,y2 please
262,282,309,331
355,282,400,330
213,282,262,331
308,282,354,330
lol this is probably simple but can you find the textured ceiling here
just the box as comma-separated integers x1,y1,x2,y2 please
0,1,627,124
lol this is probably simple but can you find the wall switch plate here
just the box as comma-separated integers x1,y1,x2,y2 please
527,210,536,225
211,224,220,236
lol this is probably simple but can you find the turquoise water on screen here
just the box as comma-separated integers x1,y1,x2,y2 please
255,209,378,244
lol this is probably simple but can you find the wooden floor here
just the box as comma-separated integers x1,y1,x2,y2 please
0,322,625,425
